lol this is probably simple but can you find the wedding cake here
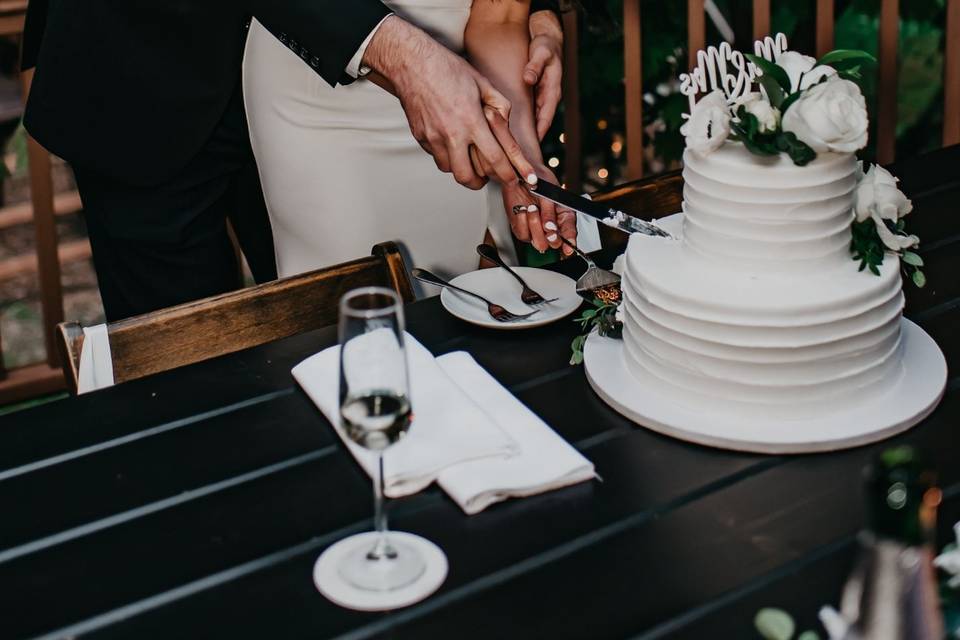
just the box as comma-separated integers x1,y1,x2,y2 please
583,35,946,446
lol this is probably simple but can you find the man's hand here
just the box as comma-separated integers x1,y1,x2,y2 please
524,10,564,140
363,16,538,190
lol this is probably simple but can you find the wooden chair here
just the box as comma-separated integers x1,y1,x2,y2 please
55,241,415,394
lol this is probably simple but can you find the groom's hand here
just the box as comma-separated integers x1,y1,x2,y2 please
525,10,564,141
363,16,537,190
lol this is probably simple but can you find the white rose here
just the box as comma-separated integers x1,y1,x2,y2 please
681,90,731,155
854,164,918,251
734,92,780,133
775,51,836,92
781,76,868,153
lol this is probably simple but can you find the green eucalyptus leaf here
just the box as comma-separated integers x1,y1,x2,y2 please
837,65,862,82
776,131,816,166
756,74,785,108
817,49,877,67
754,608,796,640
901,251,924,267
912,269,927,288
745,53,793,96
869,263,881,276
780,91,802,115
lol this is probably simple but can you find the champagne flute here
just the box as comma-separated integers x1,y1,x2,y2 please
337,287,426,591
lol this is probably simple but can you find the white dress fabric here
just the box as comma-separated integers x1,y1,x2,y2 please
242,0,517,289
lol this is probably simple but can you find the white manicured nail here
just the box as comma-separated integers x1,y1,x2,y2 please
526,173,538,185
544,221,558,231
527,204,538,212
546,233,558,242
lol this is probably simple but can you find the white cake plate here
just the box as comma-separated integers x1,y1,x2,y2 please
584,318,947,454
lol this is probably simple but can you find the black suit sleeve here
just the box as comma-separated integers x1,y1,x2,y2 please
250,0,391,87
530,0,561,16
20,0,49,70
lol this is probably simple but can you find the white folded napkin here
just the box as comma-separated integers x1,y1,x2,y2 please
292,333,517,498
77,324,115,394
435,352,596,514
293,333,596,514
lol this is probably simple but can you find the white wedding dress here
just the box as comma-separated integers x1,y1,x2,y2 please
242,0,516,289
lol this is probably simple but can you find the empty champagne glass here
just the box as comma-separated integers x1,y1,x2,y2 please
337,287,425,591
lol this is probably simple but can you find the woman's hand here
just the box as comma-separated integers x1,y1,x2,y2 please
524,10,564,140
501,165,576,256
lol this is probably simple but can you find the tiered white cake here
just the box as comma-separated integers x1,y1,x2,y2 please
586,34,945,451
619,143,904,420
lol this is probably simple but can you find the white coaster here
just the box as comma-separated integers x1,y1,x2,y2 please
584,318,947,454
313,531,448,611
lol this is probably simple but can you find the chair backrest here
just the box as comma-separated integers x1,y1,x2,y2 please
55,241,414,394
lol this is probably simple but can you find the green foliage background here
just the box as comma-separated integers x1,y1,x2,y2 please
541,0,949,191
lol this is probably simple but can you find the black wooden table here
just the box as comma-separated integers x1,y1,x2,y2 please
2,147,958,640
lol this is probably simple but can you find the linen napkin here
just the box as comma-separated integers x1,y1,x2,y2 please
435,351,596,514
292,332,517,498
77,324,115,394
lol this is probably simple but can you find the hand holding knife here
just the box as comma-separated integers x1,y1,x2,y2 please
527,180,673,239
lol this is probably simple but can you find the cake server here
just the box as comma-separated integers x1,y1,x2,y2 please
557,236,622,301
528,180,672,238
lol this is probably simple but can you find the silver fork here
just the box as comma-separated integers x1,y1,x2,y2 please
476,244,558,306
412,268,541,323
557,236,622,300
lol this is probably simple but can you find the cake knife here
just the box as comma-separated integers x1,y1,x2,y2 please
528,180,673,238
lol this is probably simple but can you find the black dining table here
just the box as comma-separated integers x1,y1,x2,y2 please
2,146,959,640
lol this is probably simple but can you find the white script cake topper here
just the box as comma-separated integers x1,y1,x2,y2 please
679,33,789,113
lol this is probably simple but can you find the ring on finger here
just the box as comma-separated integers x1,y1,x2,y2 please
512,204,529,215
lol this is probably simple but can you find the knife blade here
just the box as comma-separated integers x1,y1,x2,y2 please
528,180,673,238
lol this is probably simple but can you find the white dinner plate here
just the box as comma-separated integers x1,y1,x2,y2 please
439,267,581,330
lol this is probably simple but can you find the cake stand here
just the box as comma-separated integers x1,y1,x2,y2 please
583,317,947,454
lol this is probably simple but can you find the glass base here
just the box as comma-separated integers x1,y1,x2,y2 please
337,535,427,592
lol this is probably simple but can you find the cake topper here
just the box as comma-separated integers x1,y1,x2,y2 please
678,33,788,112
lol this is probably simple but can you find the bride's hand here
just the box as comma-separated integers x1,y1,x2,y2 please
525,10,564,140
501,166,576,256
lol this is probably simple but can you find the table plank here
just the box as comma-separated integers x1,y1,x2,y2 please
8,411,769,638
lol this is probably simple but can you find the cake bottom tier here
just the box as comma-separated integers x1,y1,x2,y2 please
620,218,906,419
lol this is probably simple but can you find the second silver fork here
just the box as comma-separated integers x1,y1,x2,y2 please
476,244,558,306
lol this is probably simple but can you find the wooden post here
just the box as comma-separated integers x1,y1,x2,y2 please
20,69,64,368
688,0,705,69
561,2,582,192
876,0,899,164
752,0,771,41
944,0,960,147
623,0,643,180
816,0,835,58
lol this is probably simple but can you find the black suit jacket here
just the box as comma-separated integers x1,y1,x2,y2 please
21,1,391,186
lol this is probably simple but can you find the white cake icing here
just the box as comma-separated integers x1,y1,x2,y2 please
620,142,905,420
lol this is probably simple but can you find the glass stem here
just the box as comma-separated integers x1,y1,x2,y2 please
368,452,396,561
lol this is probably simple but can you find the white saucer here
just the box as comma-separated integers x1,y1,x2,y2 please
313,531,448,611
440,267,580,330
584,318,947,454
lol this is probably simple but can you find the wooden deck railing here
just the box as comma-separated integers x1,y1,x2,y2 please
563,0,960,184
1,1,959,404
0,0,70,404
